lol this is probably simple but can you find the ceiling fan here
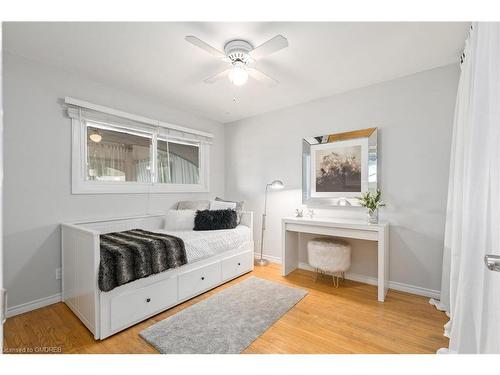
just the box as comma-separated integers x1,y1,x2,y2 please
185,34,288,87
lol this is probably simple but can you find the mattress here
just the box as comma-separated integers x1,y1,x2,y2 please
157,225,252,263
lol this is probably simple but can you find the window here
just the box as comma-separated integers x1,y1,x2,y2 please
86,125,152,183
157,139,200,185
68,98,211,194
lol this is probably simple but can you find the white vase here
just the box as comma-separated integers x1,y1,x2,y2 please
367,209,378,224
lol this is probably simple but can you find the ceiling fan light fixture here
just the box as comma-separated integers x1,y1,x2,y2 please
185,35,287,87
228,62,248,86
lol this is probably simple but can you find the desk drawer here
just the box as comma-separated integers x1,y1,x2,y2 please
110,276,177,331
178,261,221,300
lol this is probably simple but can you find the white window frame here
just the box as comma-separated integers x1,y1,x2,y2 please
68,97,211,194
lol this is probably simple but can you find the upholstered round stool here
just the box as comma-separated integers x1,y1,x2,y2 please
307,237,351,287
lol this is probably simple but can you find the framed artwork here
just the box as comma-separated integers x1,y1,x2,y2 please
302,128,378,207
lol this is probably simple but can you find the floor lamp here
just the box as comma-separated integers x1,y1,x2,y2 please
255,179,285,266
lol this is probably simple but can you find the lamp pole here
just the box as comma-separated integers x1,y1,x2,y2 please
255,180,284,266
256,183,271,266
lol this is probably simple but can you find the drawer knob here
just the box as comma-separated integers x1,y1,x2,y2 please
201,277,205,281
146,298,151,303
238,262,241,266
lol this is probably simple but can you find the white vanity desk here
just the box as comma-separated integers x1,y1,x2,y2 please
281,217,390,302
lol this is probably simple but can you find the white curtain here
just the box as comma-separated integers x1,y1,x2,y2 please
88,142,132,181
431,22,500,354
88,144,198,184
88,142,152,182
135,159,151,183
157,150,199,184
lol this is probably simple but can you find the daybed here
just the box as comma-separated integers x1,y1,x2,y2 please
61,211,254,339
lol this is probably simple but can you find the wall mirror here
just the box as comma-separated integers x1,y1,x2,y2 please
302,127,378,207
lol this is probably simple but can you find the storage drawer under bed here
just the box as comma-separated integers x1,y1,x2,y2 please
178,261,222,300
109,276,177,331
221,251,253,280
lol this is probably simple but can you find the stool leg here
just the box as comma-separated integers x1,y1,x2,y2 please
332,275,339,288
342,271,345,280
313,268,318,282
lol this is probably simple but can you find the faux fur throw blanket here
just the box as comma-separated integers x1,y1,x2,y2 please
98,229,187,292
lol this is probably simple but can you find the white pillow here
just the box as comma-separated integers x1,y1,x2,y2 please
209,200,237,211
164,210,196,231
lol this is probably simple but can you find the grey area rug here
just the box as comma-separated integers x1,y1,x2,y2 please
139,276,308,354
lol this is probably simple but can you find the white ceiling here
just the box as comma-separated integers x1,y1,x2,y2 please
4,22,470,123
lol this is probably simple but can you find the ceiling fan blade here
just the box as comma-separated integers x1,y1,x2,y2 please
249,35,288,60
203,69,231,84
185,35,226,58
248,68,279,87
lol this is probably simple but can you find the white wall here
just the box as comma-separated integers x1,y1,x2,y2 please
3,49,459,309
225,64,459,293
3,53,225,309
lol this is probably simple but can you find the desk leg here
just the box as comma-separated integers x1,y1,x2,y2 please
377,226,390,302
282,229,299,276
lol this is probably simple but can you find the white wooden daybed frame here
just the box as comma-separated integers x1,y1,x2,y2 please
61,212,254,340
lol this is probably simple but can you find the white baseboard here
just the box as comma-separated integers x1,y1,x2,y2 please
386,280,440,300
6,293,62,318
298,262,440,299
254,253,440,299
254,252,281,264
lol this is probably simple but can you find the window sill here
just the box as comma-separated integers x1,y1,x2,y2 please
72,182,209,194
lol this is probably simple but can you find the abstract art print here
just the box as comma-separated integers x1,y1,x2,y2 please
314,144,362,192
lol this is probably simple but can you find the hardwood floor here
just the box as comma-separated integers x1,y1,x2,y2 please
3,263,449,354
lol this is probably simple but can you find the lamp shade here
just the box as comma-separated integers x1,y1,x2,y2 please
269,180,285,190
89,131,102,143
228,62,249,86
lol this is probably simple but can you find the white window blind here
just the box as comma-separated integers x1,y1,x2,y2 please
65,97,213,144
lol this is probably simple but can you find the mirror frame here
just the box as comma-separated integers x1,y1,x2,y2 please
302,127,378,207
